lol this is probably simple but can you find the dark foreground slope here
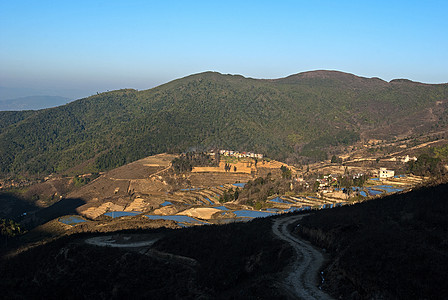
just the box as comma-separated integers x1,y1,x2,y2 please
1,182,447,299
297,180,448,299
0,218,292,299
1,71,448,177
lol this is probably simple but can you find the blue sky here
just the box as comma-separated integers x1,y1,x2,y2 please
1,0,447,99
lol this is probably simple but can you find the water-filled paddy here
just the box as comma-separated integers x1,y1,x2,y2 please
269,197,293,204
213,206,229,211
283,207,304,213
394,175,406,178
267,208,282,212
381,187,403,193
232,183,247,188
233,210,277,218
104,211,141,218
367,189,383,196
145,214,208,225
373,185,403,193
59,215,87,225
203,198,213,205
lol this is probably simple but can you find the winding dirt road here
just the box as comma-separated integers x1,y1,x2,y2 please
272,215,333,300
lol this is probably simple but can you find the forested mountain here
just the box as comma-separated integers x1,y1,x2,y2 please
1,71,448,177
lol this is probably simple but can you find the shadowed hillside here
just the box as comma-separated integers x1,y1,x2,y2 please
297,179,448,299
0,217,292,299
1,179,448,299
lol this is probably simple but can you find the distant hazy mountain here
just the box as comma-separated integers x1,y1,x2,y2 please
0,86,93,102
0,95,72,111
1,70,448,177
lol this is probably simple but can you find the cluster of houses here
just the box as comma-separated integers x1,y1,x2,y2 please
385,155,417,163
314,169,396,193
316,174,338,190
216,149,264,159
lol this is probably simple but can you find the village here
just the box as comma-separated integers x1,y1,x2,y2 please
168,148,425,218
67,149,423,229
208,148,420,197
217,149,264,159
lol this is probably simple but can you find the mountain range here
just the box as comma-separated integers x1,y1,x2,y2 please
1,70,448,177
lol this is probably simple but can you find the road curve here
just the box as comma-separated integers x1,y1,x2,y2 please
272,215,333,300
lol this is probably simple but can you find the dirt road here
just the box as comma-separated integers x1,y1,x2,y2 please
272,215,333,300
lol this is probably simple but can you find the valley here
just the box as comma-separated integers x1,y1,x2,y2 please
1,133,436,244
3,0,448,296
1,71,448,299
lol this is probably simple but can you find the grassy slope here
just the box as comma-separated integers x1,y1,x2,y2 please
1,71,448,176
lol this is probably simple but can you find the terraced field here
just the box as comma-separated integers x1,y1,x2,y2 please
76,175,412,227
54,153,417,231
58,175,412,230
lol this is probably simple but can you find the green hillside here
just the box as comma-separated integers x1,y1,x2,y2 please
1,71,448,177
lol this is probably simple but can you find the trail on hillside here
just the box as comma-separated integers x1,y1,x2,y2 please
149,163,172,178
272,215,333,300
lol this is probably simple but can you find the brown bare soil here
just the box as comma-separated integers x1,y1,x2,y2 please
152,206,180,215
67,154,299,222
124,197,147,212
21,177,74,208
193,161,255,174
69,154,177,217
69,177,131,203
179,207,221,219
187,172,253,187
104,153,175,180
82,202,126,219
128,177,168,194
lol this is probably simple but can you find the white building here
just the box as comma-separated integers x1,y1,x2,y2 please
217,149,263,159
379,168,395,179
401,155,417,163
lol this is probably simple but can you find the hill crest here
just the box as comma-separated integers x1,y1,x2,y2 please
1,70,448,177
